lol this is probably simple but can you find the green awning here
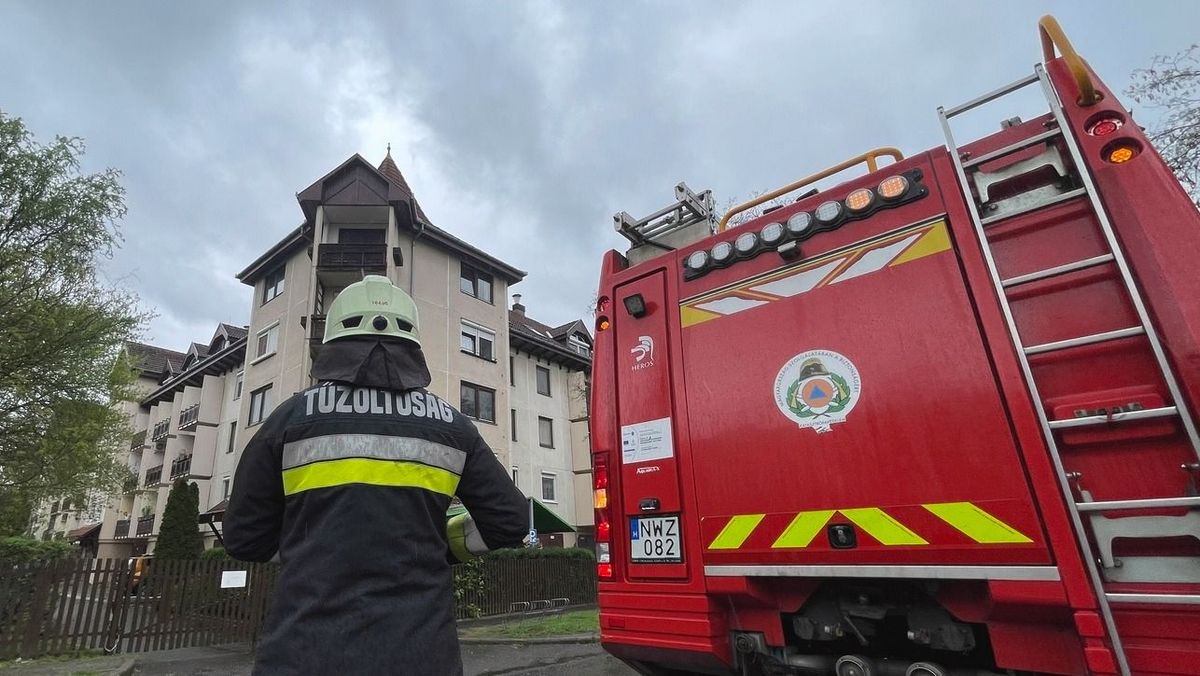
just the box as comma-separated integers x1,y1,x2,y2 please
447,497,575,533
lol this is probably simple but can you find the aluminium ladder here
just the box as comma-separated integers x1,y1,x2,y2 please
937,64,1200,676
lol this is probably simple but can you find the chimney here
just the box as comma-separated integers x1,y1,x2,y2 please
512,294,525,315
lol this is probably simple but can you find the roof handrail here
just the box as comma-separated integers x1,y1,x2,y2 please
718,147,903,232
1038,15,1100,106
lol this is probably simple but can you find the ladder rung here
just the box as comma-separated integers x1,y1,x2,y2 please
942,73,1041,118
1024,326,1144,356
963,129,1062,169
1076,496,1200,512
981,187,1087,226
1049,406,1178,430
1107,593,1200,606
1001,254,1115,288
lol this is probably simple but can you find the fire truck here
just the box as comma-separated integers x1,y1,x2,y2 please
590,16,1199,676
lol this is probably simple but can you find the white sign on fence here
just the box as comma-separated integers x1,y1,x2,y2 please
220,570,248,589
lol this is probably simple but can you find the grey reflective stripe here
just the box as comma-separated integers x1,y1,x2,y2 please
282,434,466,475
463,515,489,556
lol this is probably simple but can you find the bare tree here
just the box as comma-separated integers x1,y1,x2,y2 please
721,191,798,229
1127,45,1200,206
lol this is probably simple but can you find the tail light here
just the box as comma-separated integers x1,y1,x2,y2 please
594,453,613,580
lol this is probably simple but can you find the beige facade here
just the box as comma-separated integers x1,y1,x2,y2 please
33,150,598,557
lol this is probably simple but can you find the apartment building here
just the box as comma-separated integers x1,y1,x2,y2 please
36,150,596,556
507,295,594,548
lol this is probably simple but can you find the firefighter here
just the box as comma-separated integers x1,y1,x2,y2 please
225,275,528,676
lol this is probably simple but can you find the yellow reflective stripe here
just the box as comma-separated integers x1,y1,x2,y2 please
708,514,764,550
923,502,1033,544
839,508,928,546
772,510,835,549
282,458,460,497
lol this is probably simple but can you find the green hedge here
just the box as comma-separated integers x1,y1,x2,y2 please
200,546,231,561
483,546,594,561
0,536,74,567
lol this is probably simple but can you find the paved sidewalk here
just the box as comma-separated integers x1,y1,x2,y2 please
0,642,637,676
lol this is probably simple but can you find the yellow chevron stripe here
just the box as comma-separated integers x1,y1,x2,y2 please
680,304,721,328
708,514,764,550
889,222,952,266
923,502,1033,544
771,510,835,549
839,508,928,546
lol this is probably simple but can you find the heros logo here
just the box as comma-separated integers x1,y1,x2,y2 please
630,335,655,370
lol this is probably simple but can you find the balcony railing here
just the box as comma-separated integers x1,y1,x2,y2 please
179,404,200,431
130,429,147,450
136,515,155,536
114,519,130,539
122,473,139,493
317,243,387,270
151,418,170,442
170,454,192,480
144,465,163,487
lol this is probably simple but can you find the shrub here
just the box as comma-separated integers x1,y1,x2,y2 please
483,546,594,561
200,546,231,561
0,536,74,567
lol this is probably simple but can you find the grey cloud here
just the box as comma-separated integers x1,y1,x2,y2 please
3,1,1198,346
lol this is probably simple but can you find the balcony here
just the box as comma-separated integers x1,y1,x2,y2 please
114,519,130,539
316,243,387,286
130,429,147,450
179,404,199,431
151,418,170,442
122,472,139,493
308,315,326,359
136,515,155,537
170,454,192,480
144,465,163,487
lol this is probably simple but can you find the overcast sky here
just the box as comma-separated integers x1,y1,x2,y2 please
2,2,1196,351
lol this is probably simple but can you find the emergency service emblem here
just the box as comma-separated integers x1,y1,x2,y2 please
773,350,861,434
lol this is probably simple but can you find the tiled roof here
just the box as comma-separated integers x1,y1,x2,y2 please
378,150,431,225
125,341,188,377
508,308,591,369
374,153,525,283
189,343,210,358
219,323,249,341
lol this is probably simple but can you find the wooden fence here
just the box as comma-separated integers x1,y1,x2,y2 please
1,556,596,659
0,558,277,660
453,557,597,618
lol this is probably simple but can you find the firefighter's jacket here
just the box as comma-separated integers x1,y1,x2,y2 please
224,378,528,675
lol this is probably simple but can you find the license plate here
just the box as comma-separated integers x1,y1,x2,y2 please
630,515,682,563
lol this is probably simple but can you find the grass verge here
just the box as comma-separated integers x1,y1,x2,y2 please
459,609,599,639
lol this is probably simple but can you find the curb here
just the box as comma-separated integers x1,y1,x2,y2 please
116,658,136,676
459,634,599,645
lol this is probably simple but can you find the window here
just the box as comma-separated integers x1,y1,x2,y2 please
460,382,496,424
262,265,285,304
538,416,554,448
459,321,496,361
255,324,279,360
221,477,231,500
568,334,591,357
541,472,557,502
248,385,274,426
536,366,551,396
459,264,493,304
233,372,244,399
511,409,518,441
337,227,386,244
226,421,237,453
509,356,515,386
511,467,519,484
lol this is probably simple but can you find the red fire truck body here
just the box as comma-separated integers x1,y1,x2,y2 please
590,18,1200,676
